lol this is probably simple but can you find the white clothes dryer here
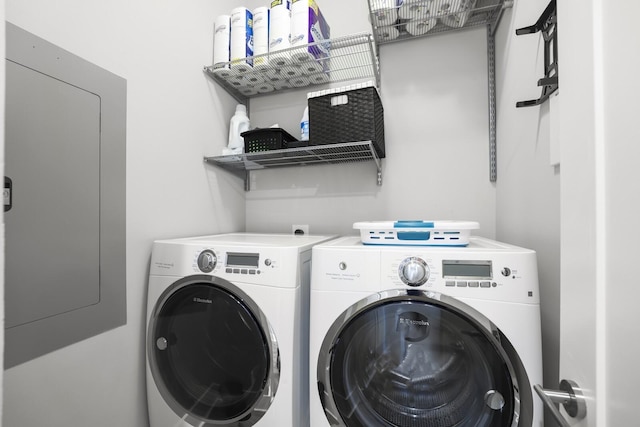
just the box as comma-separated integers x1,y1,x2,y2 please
146,233,335,427
310,236,543,427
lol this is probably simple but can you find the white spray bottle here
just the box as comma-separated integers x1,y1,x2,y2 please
224,104,250,155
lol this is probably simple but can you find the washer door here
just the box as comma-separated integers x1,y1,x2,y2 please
317,290,532,427
147,275,280,426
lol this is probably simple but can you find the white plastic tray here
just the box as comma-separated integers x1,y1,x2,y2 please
353,220,479,246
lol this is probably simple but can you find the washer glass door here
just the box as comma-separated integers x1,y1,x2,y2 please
319,292,522,427
148,275,279,426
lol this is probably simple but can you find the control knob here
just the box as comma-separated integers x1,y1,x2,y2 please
399,257,429,286
197,250,217,273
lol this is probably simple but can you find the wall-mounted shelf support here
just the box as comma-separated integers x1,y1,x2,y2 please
204,141,382,191
487,25,498,182
516,0,558,107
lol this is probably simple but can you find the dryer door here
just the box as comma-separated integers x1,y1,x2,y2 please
317,290,532,427
147,274,279,426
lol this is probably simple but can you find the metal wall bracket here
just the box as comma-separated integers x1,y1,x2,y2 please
516,0,558,107
534,379,587,427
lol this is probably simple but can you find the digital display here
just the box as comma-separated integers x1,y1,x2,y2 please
442,260,492,279
226,252,260,268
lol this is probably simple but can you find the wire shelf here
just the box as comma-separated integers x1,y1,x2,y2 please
204,141,382,190
369,0,511,46
204,33,380,103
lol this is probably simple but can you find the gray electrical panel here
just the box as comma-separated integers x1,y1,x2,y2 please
4,22,127,368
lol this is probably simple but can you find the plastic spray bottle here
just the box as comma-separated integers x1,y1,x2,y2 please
300,105,309,141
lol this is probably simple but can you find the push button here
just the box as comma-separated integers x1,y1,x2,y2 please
480,281,491,288
468,281,479,288
456,281,468,287
445,281,456,287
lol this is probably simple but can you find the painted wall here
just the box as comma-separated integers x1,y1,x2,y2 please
3,0,246,426
602,2,640,423
494,1,561,421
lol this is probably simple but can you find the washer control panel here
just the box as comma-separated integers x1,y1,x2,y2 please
192,248,282,278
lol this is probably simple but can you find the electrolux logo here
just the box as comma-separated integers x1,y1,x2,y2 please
399,318,429,327
193,297,213,304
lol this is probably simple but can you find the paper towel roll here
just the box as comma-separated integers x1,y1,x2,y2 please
272,80,292,90
375,25,400,42
229,75,248,88
244,73,266,86
399,1,432,20
405,18,437,35
253,7,270,68
266,68,286,82
212,66,236,79
230,7,253,67
281,66,303,79
213,15,231,68
292,49,316,64
230,62,253,74
309,73,330,85
439,0,475,27
299,60,325,75
239,86,259,96
290,0,310,45
289,76,311,88
270,0,292,52
370,0,399,27
270,52,293,67
257,83,275,93
432,0,464,16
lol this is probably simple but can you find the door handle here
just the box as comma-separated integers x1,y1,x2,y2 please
4,176,12,212
534,379,587,427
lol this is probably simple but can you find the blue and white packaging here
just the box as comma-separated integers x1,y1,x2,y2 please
230,7,254,72
290,0,331,64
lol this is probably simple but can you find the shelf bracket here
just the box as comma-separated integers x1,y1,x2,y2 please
515,0,558,108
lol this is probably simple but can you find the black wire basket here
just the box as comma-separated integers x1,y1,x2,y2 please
241,128,299,153
308,86,385,158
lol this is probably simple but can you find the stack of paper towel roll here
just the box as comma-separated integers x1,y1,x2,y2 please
435,0,477,28
371,0,401,41
371,0,479,41
399,0,436,36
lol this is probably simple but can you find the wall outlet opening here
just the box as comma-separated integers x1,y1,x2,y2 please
292,224,309,235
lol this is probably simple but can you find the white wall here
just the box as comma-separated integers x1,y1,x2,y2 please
599,2,640,424
245,1,497,239
494,0,561,417
3,1,245,426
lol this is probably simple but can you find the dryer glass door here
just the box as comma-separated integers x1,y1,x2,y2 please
148,278,276,425
323,298,518,427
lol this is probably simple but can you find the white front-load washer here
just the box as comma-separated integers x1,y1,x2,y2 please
146,233,335,427
310,236,543,427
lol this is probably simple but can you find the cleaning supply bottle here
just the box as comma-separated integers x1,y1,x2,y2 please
300,105,309,141
226,104,250,154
